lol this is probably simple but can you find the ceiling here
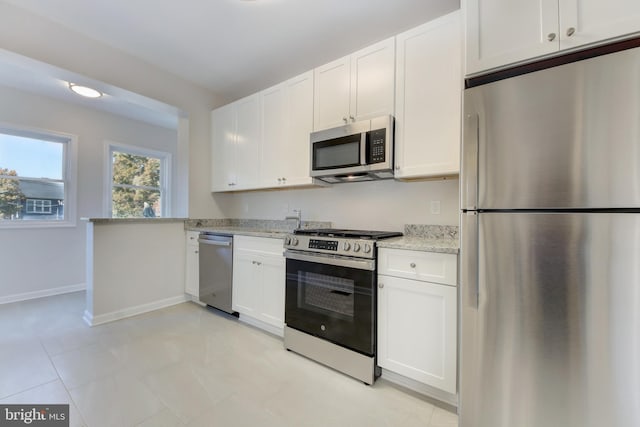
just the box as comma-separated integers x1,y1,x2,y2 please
2,0,460,100
0,48,181,129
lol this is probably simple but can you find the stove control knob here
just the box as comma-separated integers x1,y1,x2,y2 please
353,243,361,252
343,242,351,251
285,236,291,245
363,244,372,253
291,237,299,246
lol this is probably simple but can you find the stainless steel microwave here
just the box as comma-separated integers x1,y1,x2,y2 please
310,115,394,183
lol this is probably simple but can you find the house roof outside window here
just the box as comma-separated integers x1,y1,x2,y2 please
19,180,64,200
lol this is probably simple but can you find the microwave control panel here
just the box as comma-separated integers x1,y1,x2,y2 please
367,128,386,164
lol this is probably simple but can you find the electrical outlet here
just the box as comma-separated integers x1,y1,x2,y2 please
430,200,441,215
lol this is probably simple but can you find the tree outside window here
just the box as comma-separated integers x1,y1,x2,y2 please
0,168,25,219
110,148,168,218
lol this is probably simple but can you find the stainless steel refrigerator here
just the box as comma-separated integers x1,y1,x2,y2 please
461,43,640,427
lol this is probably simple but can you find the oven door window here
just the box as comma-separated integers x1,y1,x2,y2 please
285,257,375,356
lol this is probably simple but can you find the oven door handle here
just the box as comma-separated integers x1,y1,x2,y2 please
285,250,375,271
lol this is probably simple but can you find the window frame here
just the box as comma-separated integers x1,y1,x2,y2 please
105,142,172,218
0,123,77,229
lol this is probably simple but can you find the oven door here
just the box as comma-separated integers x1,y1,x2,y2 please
285,250,376,356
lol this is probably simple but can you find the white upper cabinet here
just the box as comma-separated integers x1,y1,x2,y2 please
211,94,261,191
211,104,236,192
313,56,351,131
559,0,640,50
314,37,395,131
394,11,462,179
465,0,559,74
233,95,261,190
261,71,315,188
466,0,640,75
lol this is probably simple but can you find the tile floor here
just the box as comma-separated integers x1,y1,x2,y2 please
0,292,458,427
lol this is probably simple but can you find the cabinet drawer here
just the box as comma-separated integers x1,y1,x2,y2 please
378,248,457,286
234,235,284,255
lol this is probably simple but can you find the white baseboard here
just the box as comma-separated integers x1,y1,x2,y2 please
84,294,190,327
380,368,458,408
238,314,284,338
0,283,86,305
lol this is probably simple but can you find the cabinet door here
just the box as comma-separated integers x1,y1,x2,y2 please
258,254,285,329
261,71,315,188
350,37,395,121
378,275,457,393
395,11,462,179
465,0,559,75
184,233,199,297
211,105,236,191
281,71,315,186
314,56,351,131
260,82,287,187
232,250,260,316
234,94,261,190
559,0,640,50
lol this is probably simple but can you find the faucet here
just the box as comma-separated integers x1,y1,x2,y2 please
285,209,302,230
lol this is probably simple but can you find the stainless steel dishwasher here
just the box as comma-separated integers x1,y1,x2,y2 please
198,232,236,315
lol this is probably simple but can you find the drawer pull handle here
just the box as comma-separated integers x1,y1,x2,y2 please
410,263,416,268
379,283,384,289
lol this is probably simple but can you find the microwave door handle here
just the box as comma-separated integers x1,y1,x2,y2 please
360,132,367,165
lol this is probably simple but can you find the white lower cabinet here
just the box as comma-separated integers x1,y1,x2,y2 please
377,248,457,394
232,235,285,334
185,231,199,297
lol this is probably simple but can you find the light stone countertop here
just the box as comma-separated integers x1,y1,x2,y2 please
188,226,290,239
82,217,187,224
185,218,332,240
377,224,459,254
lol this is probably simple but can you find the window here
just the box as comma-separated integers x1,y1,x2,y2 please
26,199,53,214
0,126,75,226
107,144,170,218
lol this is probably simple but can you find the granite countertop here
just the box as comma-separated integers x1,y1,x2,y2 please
185,218,332,240
83,217,187,224
377,224,459,254
188,226,290,239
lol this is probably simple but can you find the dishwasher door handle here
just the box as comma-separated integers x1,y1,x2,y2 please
198,239,232,247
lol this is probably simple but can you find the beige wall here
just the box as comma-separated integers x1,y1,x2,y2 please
0,85,178,302
0,1,227,218
216,178,460,231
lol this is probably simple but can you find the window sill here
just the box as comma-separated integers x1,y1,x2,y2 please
0,220,77,229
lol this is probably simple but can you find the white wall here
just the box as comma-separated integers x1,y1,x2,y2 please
0,85,177,302
85,221,187,325
215,178,460,231
0,2,227,219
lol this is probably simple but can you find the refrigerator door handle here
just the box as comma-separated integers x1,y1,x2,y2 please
461,212,479,308
461,112,479,210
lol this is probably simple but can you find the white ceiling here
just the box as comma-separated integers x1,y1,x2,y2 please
3,0,460,100
0,49,181,129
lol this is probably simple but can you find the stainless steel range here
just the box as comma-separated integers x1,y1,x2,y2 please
283,228,402,384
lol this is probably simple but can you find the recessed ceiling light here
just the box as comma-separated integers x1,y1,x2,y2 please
68,83,103,98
